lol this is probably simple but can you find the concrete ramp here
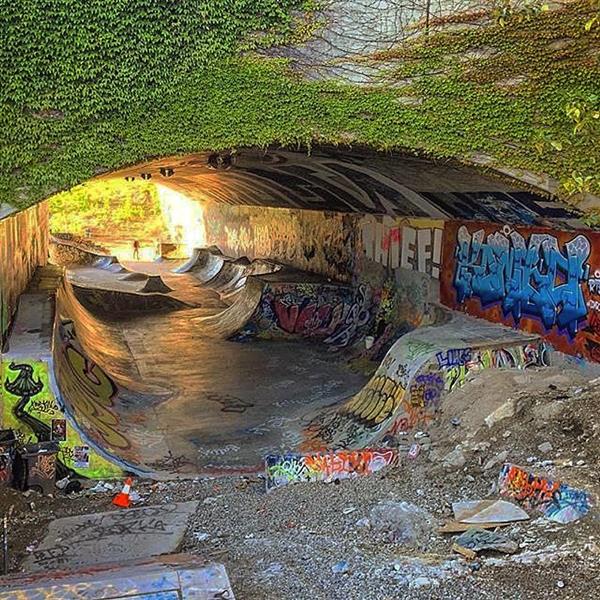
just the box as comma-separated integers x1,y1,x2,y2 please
47,247,550,477
302,313,547,451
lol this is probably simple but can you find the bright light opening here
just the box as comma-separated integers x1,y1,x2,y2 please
156,185,206,257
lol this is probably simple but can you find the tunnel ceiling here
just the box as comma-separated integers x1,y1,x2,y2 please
2,2,598,215
99,148,587,228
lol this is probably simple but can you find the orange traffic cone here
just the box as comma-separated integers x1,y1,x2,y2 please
112,477,133,508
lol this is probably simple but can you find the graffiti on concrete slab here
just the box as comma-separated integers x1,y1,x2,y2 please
435,348,472,368
55,319,131,453
27,503,196,571
499,463,592,524
444,343,548,393
409,371,445,408
1,359,122,479
453,225,590,337
360,217,444,278
265,449,398,490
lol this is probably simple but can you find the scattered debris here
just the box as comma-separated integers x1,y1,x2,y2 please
485,398,516,428
537,442,553,454
451,542,477,560
88,481,115,494
193,531,210,542
452,499,529,524
369,501,435,548
455,528,518,555
483,450,509,471
442,447,466,470
331,560,350,574
408,443,420,459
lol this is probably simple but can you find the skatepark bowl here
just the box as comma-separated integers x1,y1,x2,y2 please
4,146,596,481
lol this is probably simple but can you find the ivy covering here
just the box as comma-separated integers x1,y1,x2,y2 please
1,0,598,210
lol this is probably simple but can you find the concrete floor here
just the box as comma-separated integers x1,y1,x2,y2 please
61,262,369,475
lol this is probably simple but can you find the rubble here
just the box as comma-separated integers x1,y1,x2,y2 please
442,447,466,470
454,528,519,555
369,501,435,548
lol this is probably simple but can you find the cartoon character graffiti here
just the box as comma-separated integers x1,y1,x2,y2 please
454,225,590,337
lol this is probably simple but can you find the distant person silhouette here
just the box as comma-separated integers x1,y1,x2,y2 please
133,240,140,260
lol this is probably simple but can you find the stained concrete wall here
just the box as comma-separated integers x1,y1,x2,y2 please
202,202,359,283
0,202,49,345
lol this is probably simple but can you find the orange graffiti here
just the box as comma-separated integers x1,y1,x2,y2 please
502,464,560,504
303,449,397,478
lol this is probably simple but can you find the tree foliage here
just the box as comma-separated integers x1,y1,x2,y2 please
1,0,598,210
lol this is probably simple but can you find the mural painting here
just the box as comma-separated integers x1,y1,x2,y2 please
243,282,372,348
1,360,122,479
440,222,600,363
442,343,549,394
360,217,444,278
499,463,592,524
0,203,49,346
265,448,398,491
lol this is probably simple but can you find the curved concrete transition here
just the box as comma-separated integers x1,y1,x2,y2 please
51,245,550,477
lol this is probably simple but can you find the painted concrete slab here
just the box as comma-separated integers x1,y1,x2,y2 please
1,554,234,599
23,503,199,572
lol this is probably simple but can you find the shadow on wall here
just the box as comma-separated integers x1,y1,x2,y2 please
0,204,49,347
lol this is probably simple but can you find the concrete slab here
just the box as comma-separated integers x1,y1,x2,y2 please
1,554,234,599
23,502,198,572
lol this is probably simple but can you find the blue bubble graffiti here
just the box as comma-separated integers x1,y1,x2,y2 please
454,226,590,337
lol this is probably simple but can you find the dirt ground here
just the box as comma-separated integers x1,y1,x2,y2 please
1,364,599,599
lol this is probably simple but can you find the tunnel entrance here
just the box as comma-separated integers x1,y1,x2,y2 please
3,146,599,478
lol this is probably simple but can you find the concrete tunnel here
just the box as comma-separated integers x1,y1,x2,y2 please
2,145,600,480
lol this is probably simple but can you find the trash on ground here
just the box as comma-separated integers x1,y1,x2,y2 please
88,481,115,494
499,463,592,523
408,443,420,459
439,520,515,534
454,527,518,555
331,560,350,574
451,542,477,560
369,501,434,548
452,499,529,524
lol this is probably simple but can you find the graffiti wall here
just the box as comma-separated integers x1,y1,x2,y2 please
440,222,600,363
0,203,49,346
360,216,444,279
202,202,358,282
54,319,133,459
265,448,398,490
239,282,373,348
0,359,122,479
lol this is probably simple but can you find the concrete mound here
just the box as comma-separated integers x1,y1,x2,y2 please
138,275,173,294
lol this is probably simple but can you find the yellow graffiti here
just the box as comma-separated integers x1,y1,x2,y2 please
345,374,405,425
57,343,131,451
